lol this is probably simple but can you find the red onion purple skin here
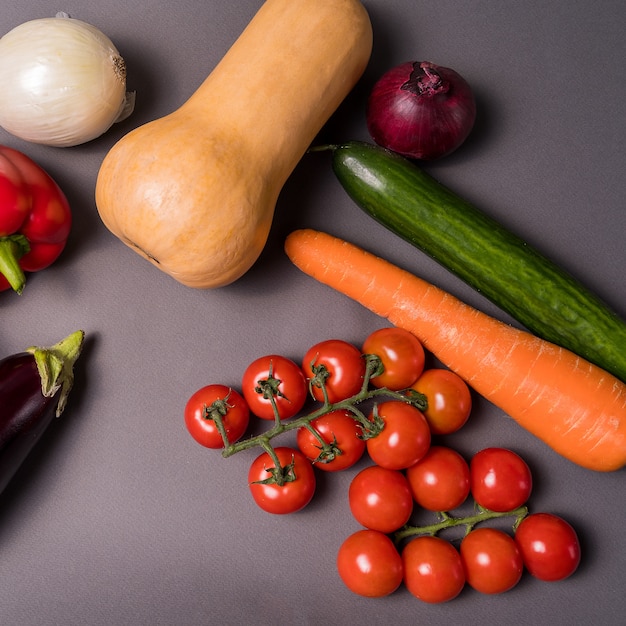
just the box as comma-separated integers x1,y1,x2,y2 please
366,61,477,160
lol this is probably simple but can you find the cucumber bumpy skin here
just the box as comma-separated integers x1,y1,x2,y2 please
329,141,626,383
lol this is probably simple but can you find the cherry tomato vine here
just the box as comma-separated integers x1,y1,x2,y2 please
220,351,427,460
393,504,529,543
184,327,582,601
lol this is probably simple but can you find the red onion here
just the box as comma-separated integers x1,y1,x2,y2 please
366,61,476,160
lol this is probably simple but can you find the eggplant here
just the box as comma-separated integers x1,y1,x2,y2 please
0,330,84,495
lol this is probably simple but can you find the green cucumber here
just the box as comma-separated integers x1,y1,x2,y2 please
327,140,626,383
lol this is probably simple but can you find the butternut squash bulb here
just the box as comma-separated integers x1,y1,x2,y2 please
95,0,373,288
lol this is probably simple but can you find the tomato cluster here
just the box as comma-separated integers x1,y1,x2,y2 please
185,327,470,512
339,445,580,601
183,327,581,601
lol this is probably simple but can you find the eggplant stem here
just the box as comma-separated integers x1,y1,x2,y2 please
27,330,85,417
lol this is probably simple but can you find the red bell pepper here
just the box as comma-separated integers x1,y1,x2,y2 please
0,146,72,294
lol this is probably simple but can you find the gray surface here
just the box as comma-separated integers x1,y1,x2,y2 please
1,1,624,625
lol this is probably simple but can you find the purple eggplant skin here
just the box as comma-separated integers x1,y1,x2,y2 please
0,352,59,495
0,330,84,496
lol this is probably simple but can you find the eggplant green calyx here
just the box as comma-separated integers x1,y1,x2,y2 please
26,330,85,417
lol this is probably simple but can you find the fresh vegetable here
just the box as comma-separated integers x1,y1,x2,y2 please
323,141,626,384
405,445,470,512
338,445,537,602
242,354,308,421
302,339,366,403
515,513,581,582
345,446,541,603
402,536,465,603
284,229,626,471
187,350,582,601
95,0,373,289
338,490,541,601
184,384,249,449
202,344,427,467
366,61,476,160
0,146,72,294
0,330,84,495
248,446,316,514
411,369,471,434
348,465,413,533
365,401,431,470
460,528,523,595
0,13,134,147
296,409,366,471
361,327,425,390
336,529,404,598
470,447,533,512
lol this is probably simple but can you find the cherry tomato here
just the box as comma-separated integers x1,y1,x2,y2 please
337,529,403,598
406,446,470,511
470,447,533,512
248,447,316,514
302,339,365,403
460,528,523,594
515,513,581,581
184,384,249,449
362,327,425,390
402,536,465,603
296,409,366,471
366,401,431,470
411,369,472,434
348,465,413,533
242,355,307,420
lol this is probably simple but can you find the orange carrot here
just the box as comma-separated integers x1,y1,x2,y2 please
285,229,626,472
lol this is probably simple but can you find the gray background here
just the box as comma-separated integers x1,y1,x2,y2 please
1,1,624,624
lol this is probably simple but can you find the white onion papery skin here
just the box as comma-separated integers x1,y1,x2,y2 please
0,16,130,147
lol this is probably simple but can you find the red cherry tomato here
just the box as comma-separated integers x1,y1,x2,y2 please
402,536,465,603
366,401,431,470
248,446,316,514
184,384,250,449
242,355,307,420
411,369,472,434
296,409,366,471
515,513,581,581
348,465,413,533
460,528,523,594
337,529,404,598
362,327,425,390
302,339,365,403
406,445,470,511
470,447,533,512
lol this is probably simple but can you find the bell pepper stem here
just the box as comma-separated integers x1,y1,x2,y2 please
0,235,30,294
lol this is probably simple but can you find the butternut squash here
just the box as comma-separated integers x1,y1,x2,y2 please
95,0,373,288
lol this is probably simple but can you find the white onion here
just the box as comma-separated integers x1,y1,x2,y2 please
0,13,135,147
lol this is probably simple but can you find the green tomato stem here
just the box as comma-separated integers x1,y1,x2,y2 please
258,439,287,485
302,420,329,448
204,395,234,445
393,505,529,544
